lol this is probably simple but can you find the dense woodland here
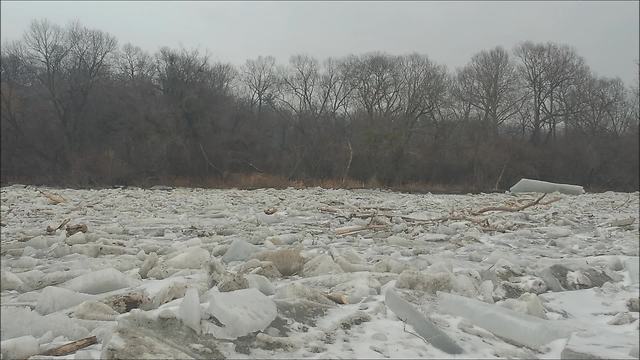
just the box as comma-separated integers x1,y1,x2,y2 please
1,20,638,191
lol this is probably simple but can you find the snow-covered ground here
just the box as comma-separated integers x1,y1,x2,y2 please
1,184,638,359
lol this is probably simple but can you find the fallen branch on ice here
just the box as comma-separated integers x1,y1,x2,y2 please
46,218,70,234
41,336,97,356
472,194,548,215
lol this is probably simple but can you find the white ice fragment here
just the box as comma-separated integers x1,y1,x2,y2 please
61,268,141,295
246,274,275,296
70,244,100,257
10,256,39,269
438,292,573,350
266,233,302,245
331,277,379,303
417,233,448,242
138,252,158,279
222,239,259,263
166,247,210,269
26,235,54,249
65,232,88,245
334,255,371,273
203,288,277,340
499,293,547,319
384,288,463,354
396,270,453,294
625,257,639,285
303,254,344,277
561,330,638,359
178,288,201,334
1,270,25,291
452,274,479,297
51,243,71,258
36,286,95,315
509,178,584,195
15,270,46,291
607,312,636,325
73,301,119,321
479,280,495,303
1,335,40,360
1,306,89,340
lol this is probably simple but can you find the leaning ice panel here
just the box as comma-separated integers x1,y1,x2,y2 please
385,288,463,354
510,178,585,195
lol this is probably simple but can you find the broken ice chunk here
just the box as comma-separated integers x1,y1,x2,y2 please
203,288,277,340
222,239,259,263
178,288,201,334
303,254,344,277
1,270,25,291
246,274,275,296
561,330,638,359
36,286,95,315
166,246,210,269
73,300,119,321
1,335,40,360
61,268,141,295
625,257,639,285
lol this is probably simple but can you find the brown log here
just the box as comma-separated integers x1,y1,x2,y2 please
42,336,97,356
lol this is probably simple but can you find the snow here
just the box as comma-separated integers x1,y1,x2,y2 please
0,185,638,358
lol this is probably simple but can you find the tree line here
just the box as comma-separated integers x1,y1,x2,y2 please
1,19,638,191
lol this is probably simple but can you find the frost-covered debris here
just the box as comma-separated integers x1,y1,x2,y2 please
0,185,638,359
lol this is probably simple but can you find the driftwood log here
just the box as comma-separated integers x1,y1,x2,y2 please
41,336,97,356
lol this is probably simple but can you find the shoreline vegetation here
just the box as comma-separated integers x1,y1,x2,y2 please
2,19,638,193
0,174,625,194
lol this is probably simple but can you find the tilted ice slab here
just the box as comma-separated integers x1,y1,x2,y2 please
437,292,574,350
510,178,585,195
384,288,463,354
625,257,639,285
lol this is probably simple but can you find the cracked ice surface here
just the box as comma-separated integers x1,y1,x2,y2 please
1,185,638,359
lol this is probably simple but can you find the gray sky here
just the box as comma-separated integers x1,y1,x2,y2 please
1,1,638,85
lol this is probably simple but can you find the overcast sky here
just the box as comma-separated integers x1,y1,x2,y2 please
1,1,638,85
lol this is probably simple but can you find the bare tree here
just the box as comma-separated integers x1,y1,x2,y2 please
116,43,154,82
240,56,278,114
514,41,586,144
455,46,523,137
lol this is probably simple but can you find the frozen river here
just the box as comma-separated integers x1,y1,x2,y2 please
1,184,638,359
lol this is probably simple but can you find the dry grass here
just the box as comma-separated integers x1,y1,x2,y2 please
0,173,488,194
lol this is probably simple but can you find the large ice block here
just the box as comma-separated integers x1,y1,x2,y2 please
437,292,573,350
510,178,585,195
